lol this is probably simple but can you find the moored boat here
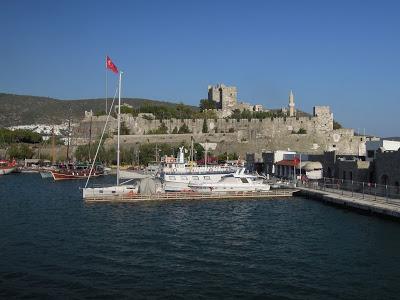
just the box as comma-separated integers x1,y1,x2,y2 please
161,146,238,192
188,168,270,193
0,160,17,175
83,184,138,198
51,164,104,181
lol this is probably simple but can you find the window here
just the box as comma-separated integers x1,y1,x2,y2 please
204,176,211,180
240,178,249,183
193,176,199,180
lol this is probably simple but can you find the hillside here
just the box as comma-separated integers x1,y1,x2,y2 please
0,93,195,127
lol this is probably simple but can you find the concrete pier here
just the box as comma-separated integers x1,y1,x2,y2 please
84,189,299,203
297,187,400,219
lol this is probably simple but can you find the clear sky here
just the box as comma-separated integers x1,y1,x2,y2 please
1,0,399,136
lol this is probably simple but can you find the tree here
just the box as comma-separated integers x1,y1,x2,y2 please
120,105,134,114
293,128,307,134
0,128,43,145
7,144,34,159
333,120,343,130
178,123,191,134
193,143,204,160
95,110,107,116
202,119,208,133
172,126,178,134
199,99,217,111
147,122,168,134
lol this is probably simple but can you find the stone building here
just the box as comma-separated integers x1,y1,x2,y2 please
335,159,371,182
208,84,238,110
245,152,263,173
374,149,400,188
366,140,400,161
207,83,265,117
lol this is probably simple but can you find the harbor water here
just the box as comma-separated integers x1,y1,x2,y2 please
1,174,400,299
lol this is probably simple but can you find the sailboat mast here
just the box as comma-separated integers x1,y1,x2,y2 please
116,71,122,186
204,141,207,168
191,137,194,162
66,106,71,162
88,114,92,162
51,127,56,164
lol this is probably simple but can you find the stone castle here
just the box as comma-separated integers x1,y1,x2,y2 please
207,84,265,117
74,84,369,157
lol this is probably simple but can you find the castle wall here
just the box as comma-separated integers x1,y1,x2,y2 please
75,106,365,157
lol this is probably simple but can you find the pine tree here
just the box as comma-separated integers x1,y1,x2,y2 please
202,119,208,133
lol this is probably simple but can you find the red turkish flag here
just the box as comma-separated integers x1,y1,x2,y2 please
106,56,119,74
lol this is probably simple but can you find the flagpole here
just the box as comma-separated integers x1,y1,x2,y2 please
299,154,302,181
105,56,108,113
116,71,122,186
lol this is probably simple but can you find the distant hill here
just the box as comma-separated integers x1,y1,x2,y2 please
0,93,195,127
384,137,400,141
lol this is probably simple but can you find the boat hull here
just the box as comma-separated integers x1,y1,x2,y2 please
51,171,103,181
163,172,233,192
164,181,193,192
40,171,53,178
0,167,16,175
82,185,138,199
190,185,271,193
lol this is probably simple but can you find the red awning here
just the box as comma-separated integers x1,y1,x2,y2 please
276,159,299,167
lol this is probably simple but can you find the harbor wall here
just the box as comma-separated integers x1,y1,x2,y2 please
296,188,400,219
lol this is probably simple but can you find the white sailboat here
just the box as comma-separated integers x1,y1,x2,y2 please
82,58,138,199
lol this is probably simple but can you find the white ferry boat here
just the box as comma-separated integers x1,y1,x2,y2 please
188,168,270,193
161,147,238,192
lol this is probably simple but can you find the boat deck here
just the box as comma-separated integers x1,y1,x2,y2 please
84,189,299,203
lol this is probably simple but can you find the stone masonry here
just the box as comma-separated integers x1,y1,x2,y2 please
75,105,369,158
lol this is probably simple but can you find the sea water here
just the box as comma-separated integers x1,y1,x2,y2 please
1,174,400,299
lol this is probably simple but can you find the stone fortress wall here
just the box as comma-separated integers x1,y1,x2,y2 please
73,84,369,157
75,107,366,157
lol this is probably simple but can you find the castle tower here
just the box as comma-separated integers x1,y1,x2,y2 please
288,90,295,117
208,84,237,110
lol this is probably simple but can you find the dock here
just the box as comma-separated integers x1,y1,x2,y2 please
84,189,299,203
296,186,400,219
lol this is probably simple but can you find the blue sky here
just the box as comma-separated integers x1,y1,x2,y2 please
1,0,399,136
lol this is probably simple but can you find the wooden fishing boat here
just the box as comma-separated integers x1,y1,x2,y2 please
51,164,104,181
0,160,17,175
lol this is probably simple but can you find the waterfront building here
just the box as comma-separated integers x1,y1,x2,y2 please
374,148,400,188
366,139,400,161
262,150,296,176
